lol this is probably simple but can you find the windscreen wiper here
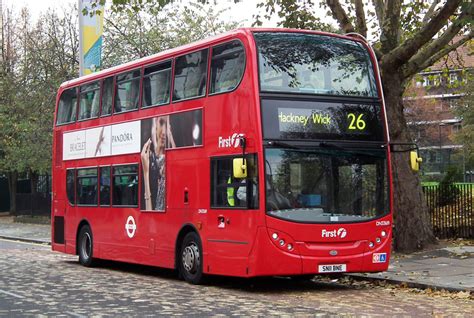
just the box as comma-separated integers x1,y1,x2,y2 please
319,141,346,150
266,140,300,149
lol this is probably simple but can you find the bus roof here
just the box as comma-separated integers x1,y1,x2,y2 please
60,28,368,89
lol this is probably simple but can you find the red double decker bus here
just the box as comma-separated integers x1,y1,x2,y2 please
52,28,392,284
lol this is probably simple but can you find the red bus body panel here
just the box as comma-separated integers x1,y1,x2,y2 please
51,28,392,278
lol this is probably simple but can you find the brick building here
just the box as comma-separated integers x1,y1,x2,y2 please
405,39,473,181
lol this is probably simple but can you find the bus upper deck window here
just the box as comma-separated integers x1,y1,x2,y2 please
56,88,77,125
114,69,141,114
210,40,245,95
101,77,113,116
173,49,209,102
142,61,171,108
78,81,100,121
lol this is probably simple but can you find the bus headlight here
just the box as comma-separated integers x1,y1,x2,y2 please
381,230,387,237
369,241,374,248
272,233,278,240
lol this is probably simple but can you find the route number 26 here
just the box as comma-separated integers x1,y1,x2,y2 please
347,113,366,130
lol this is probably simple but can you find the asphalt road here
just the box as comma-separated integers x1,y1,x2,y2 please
0,238,472,317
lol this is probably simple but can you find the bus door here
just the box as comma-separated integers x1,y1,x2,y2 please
208,154,259,275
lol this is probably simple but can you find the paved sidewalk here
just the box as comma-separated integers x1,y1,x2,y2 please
0,214,472,292
0,215,51,244
351,244,474,292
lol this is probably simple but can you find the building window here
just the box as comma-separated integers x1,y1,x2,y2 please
210,40,245,95
112,165,138,206
77,168,98,206
453,123,462,133
173,49,209,102
142,61,171,108
210,154,258,209
115,69,141,113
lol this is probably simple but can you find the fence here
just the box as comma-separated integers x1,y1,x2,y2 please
15,193,51,216
14,174,51,216
423,184,473,239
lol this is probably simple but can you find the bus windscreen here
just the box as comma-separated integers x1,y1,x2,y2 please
255,32,378,98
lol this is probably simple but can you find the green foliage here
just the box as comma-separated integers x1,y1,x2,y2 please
254,0,335,32
102,1,240,67
454,68,474,171
438,165,462,206
0,6,79,175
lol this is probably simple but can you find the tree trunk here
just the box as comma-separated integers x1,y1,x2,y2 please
381,70,437,252
7,170,18,215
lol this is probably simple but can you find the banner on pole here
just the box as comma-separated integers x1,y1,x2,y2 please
79,0,104,76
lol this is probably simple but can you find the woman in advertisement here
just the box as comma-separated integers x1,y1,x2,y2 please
141,116,176,211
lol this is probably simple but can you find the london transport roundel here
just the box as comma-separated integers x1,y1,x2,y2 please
125,216,137,238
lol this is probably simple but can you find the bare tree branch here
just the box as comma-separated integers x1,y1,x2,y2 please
403,31,474,78
325,0,354,33
354,0,367,37
372,0,384,29
402,5,472,78
381,0,465,69
422,0,441,24
380,0,402,54
105,16,145,58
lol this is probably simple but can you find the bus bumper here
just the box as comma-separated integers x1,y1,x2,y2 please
248,227,390,277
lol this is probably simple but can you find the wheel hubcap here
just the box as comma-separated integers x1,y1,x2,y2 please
81,232,91,259
182,243,200,274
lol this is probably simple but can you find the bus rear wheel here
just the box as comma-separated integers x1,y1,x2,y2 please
78,225,95,267
179,232,204,284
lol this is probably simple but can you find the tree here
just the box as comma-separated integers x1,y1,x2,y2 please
102,1,239,67
0,5,79,212
454,70,474,174
254,0,473,252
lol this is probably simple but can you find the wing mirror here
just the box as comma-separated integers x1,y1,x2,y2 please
233,158,247,178
410,151,423,172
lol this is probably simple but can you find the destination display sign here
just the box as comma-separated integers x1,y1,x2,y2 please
261,99,384,141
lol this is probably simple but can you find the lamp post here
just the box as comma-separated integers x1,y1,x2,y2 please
438,122,446,175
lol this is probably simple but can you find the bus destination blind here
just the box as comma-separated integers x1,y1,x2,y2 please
262,99,384,141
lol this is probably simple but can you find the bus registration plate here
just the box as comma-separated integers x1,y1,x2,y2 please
318,264,347,273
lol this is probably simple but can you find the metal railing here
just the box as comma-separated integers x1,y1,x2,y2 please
423,184,473,239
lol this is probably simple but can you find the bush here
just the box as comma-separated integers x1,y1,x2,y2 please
439,166,461,206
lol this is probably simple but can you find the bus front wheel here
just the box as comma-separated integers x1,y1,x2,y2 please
179,232,204,284
78,225,95,267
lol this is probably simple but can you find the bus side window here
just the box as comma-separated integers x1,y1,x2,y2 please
77,168,98,206
173,49,209,102
56,88,77,125
210,155,258,209
66,169,75,205
142,61,171,108
210,40,245,95
100,166,111,206
101,77,113,116
115,69,140,113
78,81,100,121
112,165,138,207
